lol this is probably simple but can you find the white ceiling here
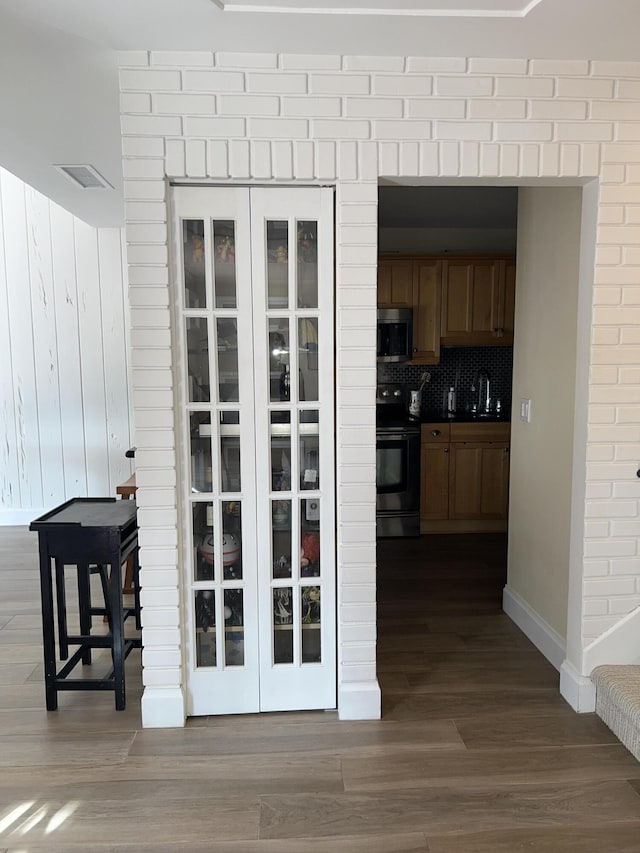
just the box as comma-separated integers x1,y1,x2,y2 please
0,0,639,226
1,0,639,58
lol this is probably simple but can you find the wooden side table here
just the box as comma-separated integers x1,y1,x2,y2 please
30,498,142,711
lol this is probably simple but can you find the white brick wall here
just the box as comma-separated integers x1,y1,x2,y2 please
120,50,640,722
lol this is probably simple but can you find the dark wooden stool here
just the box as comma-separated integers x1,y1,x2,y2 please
30,498,142,711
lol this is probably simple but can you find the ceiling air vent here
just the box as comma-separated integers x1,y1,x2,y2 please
55,164,113,190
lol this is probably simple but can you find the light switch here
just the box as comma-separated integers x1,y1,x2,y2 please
520,398,531,423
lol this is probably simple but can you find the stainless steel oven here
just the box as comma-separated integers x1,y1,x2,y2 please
376,385,421,537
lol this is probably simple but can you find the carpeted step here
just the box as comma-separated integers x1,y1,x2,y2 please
591,665,640,762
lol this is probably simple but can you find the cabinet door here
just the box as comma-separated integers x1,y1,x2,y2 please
480,444,510,518
377,259,413,308
251,187,336,713
441,259,503,345
173,186,335,717
498,260,516,343
449,442,483,519
412,259,441,364
420,443,450,521
449,441,510,520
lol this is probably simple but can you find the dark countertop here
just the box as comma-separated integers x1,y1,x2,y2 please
419,411,511,424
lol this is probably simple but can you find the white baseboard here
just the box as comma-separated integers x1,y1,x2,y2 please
338,680,381,720
141,686,186,728
583,605,640,673
0,509,48,526
503,585,566,672
560,660,596,713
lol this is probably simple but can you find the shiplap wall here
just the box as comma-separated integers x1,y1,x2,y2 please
0,167,133,524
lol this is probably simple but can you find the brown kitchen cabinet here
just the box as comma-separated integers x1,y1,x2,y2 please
377,256,442,363
420,423,450,522
449,423,511,520
377,258,413,308
420,421,511,532
440,257,515,346
412,259,442,364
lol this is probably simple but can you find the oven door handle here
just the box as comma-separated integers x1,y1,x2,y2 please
377,433,418,442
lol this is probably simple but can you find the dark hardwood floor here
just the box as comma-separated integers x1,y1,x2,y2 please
0,527,639,851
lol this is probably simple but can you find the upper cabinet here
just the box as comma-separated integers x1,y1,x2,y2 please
412,259,442,364
377,258,413,308
441,257,515,346
378,254,516,359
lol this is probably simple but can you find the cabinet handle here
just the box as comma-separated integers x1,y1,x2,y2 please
431,429,441,436
413,347,418,352
444,447,449,453
504,447,509,452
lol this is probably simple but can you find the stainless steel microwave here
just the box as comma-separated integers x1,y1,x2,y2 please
377,308,413,363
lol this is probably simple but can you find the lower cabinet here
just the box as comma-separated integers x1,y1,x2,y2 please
420,425,450,520
420,422,511,532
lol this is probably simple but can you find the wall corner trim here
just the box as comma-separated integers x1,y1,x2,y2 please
583,605,640,674
560,660,596,713
338,680,381,720
141,686,186,728
503,584,566,671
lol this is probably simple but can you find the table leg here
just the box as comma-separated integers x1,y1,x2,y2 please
109,555,126,711
77,563,92,665
133,545,141,631
38,542,58,711
54,557,69,660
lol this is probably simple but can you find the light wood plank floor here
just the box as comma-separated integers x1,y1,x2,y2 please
0,527,639,852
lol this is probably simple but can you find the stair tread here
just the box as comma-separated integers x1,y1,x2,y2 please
591,665,640,763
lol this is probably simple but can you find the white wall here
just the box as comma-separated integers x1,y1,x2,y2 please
0,167,133,524
507,187,582,642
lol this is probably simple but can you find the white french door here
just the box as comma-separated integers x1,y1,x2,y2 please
172,185,335,715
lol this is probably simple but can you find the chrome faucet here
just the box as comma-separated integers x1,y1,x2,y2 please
473,370,491,414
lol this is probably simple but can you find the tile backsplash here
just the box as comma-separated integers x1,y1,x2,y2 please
379,346,513,418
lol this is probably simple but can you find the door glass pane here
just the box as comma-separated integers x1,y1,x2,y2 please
268,318,290,403
301,499,320,578
195,590,216,666
273,587,293,664
224,589,244,667
186,318,210,403
267,220,288,309
217,318,239,403
193,502,214,581
190,412,212,493
301,586,321,663
222,501,242,580
297,220,318,309
299,410,319,491
183,220,206,309
220,411,241,492
298,317,318,402
213,220,237,309
272,499,292,580
271,411,291,491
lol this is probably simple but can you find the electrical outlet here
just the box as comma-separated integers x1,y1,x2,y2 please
520,398,531,423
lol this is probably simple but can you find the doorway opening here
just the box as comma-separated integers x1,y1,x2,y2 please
375,181,592,716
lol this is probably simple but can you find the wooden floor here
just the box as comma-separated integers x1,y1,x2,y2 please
0,527,639,852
